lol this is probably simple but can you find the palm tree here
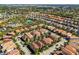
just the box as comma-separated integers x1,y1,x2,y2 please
35,49,40,55
33,35,36,41
41,33,44,39
64,41,69,46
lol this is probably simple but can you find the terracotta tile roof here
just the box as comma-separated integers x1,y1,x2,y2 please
20,28,25,32
42,38,53,45
7,49,20,55
66,45,77,54
2,41,17,52
25,33,33,39
31,42,39,49
61,45,78,55
32,30,41,36
70,35,79,38
36,41,45,48
61,47,75,55
48,26,55,31
39,28,48,34
3,35,12,39
67,33,72,37
3,38,11,42
15,29,21,33
7,31,15,36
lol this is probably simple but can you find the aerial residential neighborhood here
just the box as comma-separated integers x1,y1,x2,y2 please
0,4,79,55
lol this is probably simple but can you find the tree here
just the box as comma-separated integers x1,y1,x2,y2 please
35,49,40,55
13,38,17,42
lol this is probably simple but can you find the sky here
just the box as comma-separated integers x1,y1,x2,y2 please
0,0,79,4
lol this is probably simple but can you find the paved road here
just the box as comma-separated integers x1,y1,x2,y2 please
15,37,31,55
40,38,67,55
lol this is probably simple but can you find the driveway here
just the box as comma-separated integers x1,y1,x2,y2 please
40,38,67,55
15,37,31,55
